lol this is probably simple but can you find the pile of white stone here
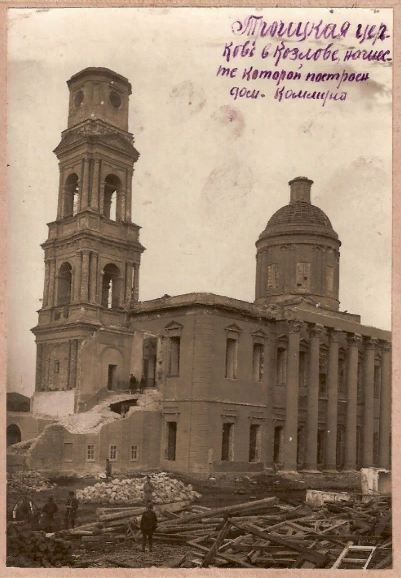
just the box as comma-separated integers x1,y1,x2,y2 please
76,472,201,505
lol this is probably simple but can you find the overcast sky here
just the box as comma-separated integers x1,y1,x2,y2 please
7,7,392,396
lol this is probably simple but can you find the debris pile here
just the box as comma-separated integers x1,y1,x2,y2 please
153,495,392,569
7,522,73,567
8,471,55,493
76,473,201,505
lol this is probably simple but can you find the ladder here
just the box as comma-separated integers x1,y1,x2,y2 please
332,545,376,569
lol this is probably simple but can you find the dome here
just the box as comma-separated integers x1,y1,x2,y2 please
261,201,337,237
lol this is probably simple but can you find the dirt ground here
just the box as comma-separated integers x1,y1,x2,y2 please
7,470,361,568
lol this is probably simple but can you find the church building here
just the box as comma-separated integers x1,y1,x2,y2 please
7,68,391,476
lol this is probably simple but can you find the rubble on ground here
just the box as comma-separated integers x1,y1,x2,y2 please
8,471,55,493
76,472,201,505
7,522,73,567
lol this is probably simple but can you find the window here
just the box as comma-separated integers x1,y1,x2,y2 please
102,264,120,309
87,444,95,461
225,338,238,379
277,348,287,384
63,443,73,462
252,343,264,382
249,424,261,462
130,445,138,461
326,266,335,292
319,354,327,397
57,262,73,306
54,360,60,374
267,264,279,289
109,444,117,461
373,432,379,465
221,423,234,461
317,430,326,466
107,364,117,391
336,425,345,470
296,262,311,291
338,354,346,396
168,336,181,376
273,425,283,463
103,174,120,220
63,173,80,218
299,351,307,387
166,422,177,461
374,365,381,398
357,360,363,402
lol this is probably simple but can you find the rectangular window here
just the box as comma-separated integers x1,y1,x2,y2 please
107,364,117,390
249,424,261,462
166,422,177,461
338,357,346,396
317,430,326,465
87,444,95,462
277,348,287,384
221,423,234,461
109,444,117,461
63,442,73,462
326,266,335,292
54,360,60,374
168,337,181,376
296,262,311,291
374,365,381,398
252,343,264,382
130,445,138,461
299,351,307,387
267,264,278,289
273,426,283,463
319,372,327,397
225,338,238,379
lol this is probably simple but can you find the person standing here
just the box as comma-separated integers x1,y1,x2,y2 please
140,503,157,552
139,376,146,394
42,495,58,532
64,490,79,529
129,374,137,394
143,475,154,505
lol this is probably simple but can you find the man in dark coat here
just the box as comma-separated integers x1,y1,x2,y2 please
64,490,79,529
129,374,137,394
140,503,157,552
42,495,58,532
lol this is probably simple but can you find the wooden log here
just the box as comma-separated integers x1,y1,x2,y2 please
98,499,190,522
189,541,255,568
201,520,231,568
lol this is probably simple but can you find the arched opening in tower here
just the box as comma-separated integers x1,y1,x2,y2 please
102,263,120,309
103,175,121,221
63,173,80,217
57,262,73,305
7,424,21,446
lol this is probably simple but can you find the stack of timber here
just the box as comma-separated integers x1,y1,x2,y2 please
7,522,73,567
158,495,392,569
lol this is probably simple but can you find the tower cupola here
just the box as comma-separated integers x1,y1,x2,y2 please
255,177,341,310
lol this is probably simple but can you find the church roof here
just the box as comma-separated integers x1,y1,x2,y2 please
259,200,339,241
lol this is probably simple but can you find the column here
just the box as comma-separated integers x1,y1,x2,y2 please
43,261,50,307
35,343,44,391
81,158,90,209
89,252,98,303
344,333,361,470
80,250,90,302
264,333,276,470
125,168,133,222
325,330,342,471
119,275,125,307
362,338,377,467
304,324,323,471
125,262,133,304
99,181,105,216
68,339,78,389
74,252,82,303
379,343,391,468
132,263,140,302
282,320,302,472
48,259,56,307
91,159,101,211
57,169,64,219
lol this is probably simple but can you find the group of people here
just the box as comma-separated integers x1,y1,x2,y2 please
129,374,147,394
12,491,78,532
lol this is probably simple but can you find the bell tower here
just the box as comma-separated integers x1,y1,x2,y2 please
32,68,144,406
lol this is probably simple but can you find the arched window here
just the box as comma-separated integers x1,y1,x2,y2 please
102,264,120,309
57,262,72,305
103,175,121,221
7,424,21,446
64,173,80,217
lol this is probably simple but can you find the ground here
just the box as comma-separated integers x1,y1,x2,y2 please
7,470,361,568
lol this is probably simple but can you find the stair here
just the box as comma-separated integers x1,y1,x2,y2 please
332,545,376,569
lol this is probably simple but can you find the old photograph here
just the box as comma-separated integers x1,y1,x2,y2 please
5,5,392,571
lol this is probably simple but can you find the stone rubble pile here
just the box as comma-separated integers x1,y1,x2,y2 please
8,471,55,493
76,472,201,505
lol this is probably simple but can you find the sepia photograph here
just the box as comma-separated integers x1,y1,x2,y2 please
5,4,393,571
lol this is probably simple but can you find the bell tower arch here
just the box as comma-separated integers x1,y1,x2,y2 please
32,68,144,407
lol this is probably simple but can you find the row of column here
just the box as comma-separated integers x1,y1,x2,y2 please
57,161,134,222
43,254,140,307
282,321,391,472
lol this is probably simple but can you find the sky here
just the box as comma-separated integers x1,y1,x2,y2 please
7,7,392,396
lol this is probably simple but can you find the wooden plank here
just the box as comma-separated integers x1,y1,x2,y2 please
201,520,231,567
